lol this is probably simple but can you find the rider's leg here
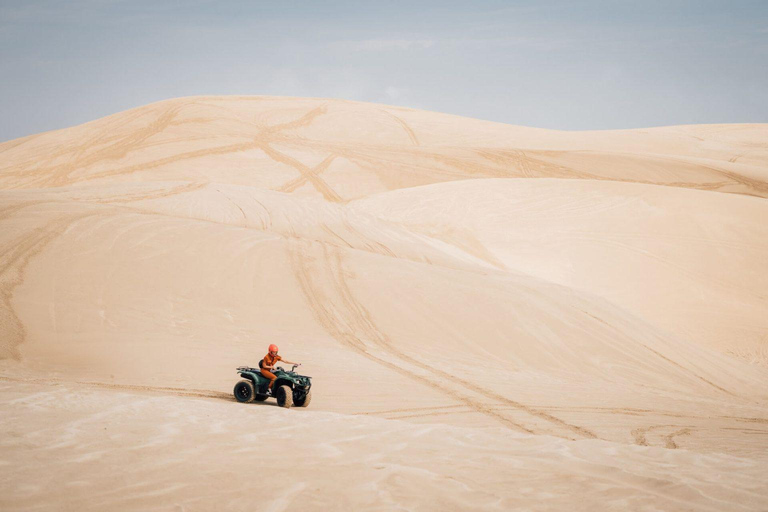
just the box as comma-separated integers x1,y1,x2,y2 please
260,369,277,389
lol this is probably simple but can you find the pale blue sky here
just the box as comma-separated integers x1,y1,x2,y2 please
1,0,767,141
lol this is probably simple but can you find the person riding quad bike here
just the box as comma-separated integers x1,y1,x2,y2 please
260,344,300,395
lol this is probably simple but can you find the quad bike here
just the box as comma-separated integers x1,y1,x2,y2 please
234,364,312,408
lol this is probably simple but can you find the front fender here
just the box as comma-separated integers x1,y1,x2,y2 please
274,378,294,390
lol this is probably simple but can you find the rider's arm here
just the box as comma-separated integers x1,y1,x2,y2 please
282,359,299,365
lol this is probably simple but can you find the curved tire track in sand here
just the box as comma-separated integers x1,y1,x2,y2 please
266,105,328,133
0,212,99,359
378,109,420,146
289,239,597,439
2,102,334,190
326,243,598,439
289,239,535,434
1,103,188,187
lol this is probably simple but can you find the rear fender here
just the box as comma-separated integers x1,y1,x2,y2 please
240,372,269,392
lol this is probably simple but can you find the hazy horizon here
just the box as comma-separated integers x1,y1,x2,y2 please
1,0,767,142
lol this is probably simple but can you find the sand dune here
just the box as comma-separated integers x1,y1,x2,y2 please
1,96,767,511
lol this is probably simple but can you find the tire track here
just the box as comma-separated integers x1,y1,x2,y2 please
538,405,768,425
266,105,328,133
663,428,692,449
579,309,736,396
475,148,761,196
73,140,261,184
339,218,397,258
327,245,597,439
0,374,230,401
631,426,650,446
2,102,331,189
378,109,420,146
216,188,247,221
0,212,98,359
289,239,536,434
74,182,208,204
475,148,572,179
75,106,335,192
260,144,342,202
0,107,149,176
631,425,694,449
278,154,338,194
289,239,597,439
514,150,533,177
5,103,188,187
676,158,768,197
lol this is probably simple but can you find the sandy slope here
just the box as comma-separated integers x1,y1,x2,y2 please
2,379,767,512
1,96,767,511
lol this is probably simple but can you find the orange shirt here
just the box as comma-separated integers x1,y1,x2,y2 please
262,353,282,369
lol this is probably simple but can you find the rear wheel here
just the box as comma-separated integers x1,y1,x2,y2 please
294,389,312,407
276,385,293,408
234,380,255,403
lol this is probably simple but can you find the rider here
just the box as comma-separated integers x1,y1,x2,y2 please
260,344,300,394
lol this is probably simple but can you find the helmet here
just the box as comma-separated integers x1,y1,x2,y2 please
268,344,279,353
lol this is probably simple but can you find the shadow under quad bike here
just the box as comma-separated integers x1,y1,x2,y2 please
234,364,312,408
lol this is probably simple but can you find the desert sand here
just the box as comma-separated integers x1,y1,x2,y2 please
1,96,767,511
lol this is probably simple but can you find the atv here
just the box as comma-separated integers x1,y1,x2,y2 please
234,364,312,408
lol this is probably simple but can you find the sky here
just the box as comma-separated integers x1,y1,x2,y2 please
1,0,767,141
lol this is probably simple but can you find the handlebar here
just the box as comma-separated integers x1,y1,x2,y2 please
272,364,301,373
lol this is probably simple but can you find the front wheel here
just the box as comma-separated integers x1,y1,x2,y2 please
294,389,312,407
234,380,255,403
276,385,293,408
